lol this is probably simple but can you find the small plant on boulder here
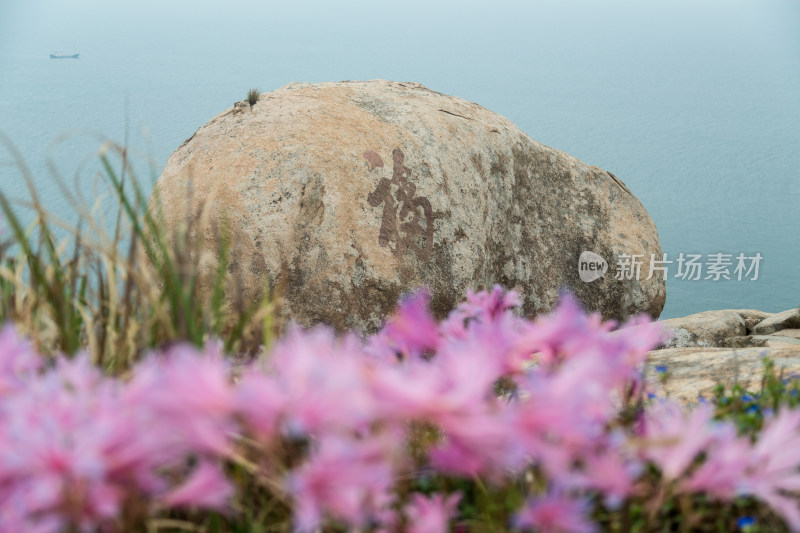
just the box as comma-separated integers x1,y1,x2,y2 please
247,88,260,106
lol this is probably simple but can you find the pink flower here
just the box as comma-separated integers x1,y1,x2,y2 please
125,342,237,455
163,460,233,511
577,435,641,506
0,323,42,395
511,292,663,389
382,290,440,357
512,292,590,367
370,336,505,444
287,434,399,532
741,409,800,531
0,337,239,531
0,504,63,533
749,409,800,493
512,361,619,476
449,311,527,375
428,408,524,478
267,327,377,436
612,315,670,368
514,492,597,533
404,492,461,533
0,356,127,527
2,285,766,531
235,368,285,441
640,400,717,481
439,285,521,340
756,492,800,533
682,423,750,499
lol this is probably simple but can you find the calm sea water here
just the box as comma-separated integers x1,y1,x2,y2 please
1,0,798,319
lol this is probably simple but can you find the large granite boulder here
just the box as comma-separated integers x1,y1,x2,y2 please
150,80,665,333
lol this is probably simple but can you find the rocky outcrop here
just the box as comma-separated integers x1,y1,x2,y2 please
752,308,800,335
646,344,800,404
643,307,800,403
659,309,773,348
150,80,666,333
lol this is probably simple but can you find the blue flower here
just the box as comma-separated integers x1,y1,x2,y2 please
737,516,755,529
654,365,668,374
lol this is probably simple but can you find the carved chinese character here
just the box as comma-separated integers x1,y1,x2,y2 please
366,149,433,261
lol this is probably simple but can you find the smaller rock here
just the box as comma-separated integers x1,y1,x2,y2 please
659,309,770,348
742,311,774,332
752,308,800,335
728,335,800,348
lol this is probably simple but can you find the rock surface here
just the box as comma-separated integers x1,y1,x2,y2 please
774,329,800,340
642,307,800,404
659,309,772,348
646,345,800,404
728,335,800,348
232,101,251,114
752,308,800,335
150,80,666,333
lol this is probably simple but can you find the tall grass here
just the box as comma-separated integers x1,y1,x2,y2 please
0,134,275,370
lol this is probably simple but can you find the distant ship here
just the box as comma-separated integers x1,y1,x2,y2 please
50,53,79,59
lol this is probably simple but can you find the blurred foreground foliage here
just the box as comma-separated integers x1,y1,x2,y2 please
1,135,800,533
0,135,274,371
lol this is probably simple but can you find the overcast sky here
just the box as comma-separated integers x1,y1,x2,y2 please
2,0,798,59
